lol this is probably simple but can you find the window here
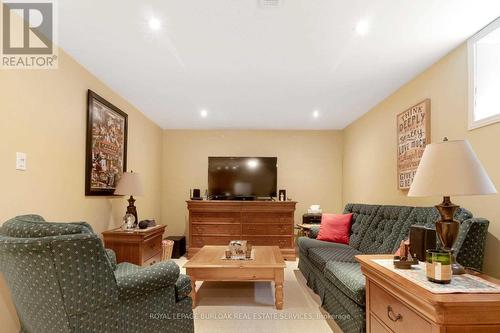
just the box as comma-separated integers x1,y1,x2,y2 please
468,17,500,129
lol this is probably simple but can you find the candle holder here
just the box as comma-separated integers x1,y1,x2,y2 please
426,249,452,284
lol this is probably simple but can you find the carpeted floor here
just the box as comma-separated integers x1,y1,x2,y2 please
173,257,339,333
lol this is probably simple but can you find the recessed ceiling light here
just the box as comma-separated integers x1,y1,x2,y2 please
355,20,370,36
200,109,208,118
149,18,161,31
313,110,320,118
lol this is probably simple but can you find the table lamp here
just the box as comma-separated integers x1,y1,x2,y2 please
114,171,144,227
408,138,496,274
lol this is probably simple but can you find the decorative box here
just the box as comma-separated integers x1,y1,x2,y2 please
229,240,247,257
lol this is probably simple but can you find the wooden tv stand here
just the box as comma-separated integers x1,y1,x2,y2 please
187,200,297,260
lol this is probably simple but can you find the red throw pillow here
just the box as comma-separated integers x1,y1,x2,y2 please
316,213,353,244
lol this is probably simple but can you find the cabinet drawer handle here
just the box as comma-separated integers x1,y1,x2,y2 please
387,305,402,322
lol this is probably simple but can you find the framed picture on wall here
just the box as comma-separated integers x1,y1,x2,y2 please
397,99,430,190
85,90,128,196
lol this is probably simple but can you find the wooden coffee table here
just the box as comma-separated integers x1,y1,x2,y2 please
184,245,286,309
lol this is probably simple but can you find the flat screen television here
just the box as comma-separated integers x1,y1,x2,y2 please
208,157,277,199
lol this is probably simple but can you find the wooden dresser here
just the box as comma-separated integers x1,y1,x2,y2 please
357,254,500,333
187,200,296,260
102,225,166,266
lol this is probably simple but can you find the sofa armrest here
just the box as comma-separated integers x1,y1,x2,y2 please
456,218,489,271
308,225,320,239
175,274,192,302
116,261,180,299
105,248,117,270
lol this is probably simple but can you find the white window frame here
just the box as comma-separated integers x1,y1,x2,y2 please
468,17,500,130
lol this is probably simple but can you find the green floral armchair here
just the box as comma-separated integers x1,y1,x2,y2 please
0,215,194,333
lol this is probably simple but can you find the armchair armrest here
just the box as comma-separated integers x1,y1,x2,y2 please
175,274,192,302
105,248,117,270
116,261,180,299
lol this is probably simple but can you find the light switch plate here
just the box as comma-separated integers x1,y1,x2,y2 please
16,152,27,171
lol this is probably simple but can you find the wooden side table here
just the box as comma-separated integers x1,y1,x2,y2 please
357,254,500,333
102,225,166,266
296,224,315,238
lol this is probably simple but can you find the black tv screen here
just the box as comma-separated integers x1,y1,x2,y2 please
208,157,277,199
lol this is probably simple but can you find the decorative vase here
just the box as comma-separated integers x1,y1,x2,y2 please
123,213,136,229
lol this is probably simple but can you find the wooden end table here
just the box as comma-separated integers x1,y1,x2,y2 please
357,254,500,333
102,225,166,266
295,223,316,238
184,245,286,309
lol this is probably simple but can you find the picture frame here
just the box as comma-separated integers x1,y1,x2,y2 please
85,90,128,196
397,99,430,190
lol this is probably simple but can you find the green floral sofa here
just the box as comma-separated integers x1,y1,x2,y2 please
297,203,489,333
0,215,194,333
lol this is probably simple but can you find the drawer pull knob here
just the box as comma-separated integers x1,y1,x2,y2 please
387,305,402,322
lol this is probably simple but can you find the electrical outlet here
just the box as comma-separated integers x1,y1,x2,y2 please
16,152,27,171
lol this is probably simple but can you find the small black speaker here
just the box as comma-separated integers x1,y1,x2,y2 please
409,225,436,261
190,188,202,200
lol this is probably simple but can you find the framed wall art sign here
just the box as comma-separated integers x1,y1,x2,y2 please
85,90,128,196
397,99,430,190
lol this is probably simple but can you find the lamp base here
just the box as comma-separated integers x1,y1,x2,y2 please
127,195,138,226
452,262,466,275
449,250,466,275
435,196,460,251
435,196,465,275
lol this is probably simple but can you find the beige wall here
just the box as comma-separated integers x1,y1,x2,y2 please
0,49,163,332
342,43,500,277
161,130,344,236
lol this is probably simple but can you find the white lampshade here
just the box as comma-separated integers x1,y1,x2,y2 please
408,140,496,197
114,172,144,196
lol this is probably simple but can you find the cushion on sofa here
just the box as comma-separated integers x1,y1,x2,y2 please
324,261,366,306
357,206,413,254
308,245,361,271
297,236,344,256
317,213,353,244
344,204,381,250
